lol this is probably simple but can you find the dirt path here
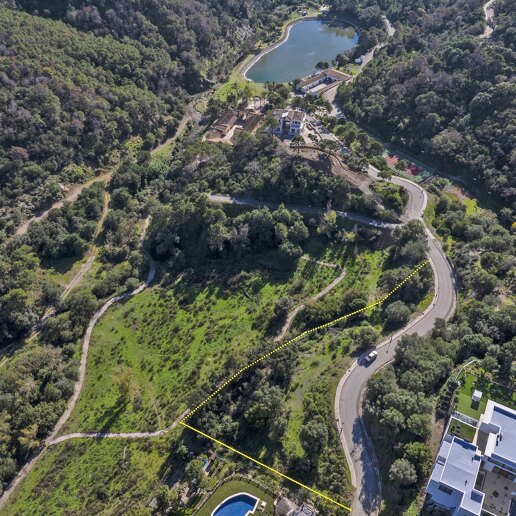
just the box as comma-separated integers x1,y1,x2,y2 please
48,257,156,444
14,172,112,237
3,136,169,364
481,0,496,39
151,96,205,156
151,113,190,156
359,16,395,68
13,105,193,240
61,191,110,300
49,410,189,445
275,267,347,342
0,220,155,511
300,255,339,268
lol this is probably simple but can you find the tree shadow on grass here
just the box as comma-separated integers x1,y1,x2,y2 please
42,255,82,275
95,399,130,434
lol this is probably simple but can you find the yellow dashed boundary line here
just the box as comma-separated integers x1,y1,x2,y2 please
182,260,428,422
180,260,429,509
180,421,352,511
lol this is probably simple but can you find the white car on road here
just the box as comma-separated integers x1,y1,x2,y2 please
365,350,378,362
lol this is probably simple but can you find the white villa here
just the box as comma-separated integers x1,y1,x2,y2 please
426,400,516,516
272,109,306,136
297,68,352,97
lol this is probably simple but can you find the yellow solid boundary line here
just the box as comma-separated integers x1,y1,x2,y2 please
180,421,352,511
183,260,429,422
179,260,429,509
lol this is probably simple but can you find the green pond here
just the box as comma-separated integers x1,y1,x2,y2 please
245,19,358,84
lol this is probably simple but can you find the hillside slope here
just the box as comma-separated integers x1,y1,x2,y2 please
333,0,515,212
0,0,292,237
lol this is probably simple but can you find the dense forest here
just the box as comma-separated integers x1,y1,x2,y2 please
332,0,516,211
12,0,297,90
0,0,514,510
0,0,294,238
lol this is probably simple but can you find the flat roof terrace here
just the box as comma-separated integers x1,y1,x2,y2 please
483,401,516,470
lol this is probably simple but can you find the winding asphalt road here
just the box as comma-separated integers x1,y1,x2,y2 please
1,173,456,513
209,176,456,516
334,167,457,515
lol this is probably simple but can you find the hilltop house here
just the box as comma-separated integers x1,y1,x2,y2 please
272,109,306,136
425,400,516,516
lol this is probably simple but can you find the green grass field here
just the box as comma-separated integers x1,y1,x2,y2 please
4,436,176,515
448,417,476,442
456,372,516,420
198,480,274,516
60,243,346,435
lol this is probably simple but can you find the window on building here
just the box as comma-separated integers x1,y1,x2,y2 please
438,484,454,495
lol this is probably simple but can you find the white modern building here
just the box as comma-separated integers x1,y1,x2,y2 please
477,401,516,478
426,435,484,515
272,109,306,136
297,69,352,96
426,401,516,516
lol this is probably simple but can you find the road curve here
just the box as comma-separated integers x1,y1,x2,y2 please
334,167,457,515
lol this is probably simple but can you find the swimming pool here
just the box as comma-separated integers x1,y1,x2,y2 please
211,492,259,516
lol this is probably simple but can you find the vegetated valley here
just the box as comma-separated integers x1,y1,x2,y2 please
0,0,514,514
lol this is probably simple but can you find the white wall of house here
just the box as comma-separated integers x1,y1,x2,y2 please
301,77,325,93
289,120,301,135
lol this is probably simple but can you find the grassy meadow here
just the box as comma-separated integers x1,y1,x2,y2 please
60,238,349,435
3,436,176,515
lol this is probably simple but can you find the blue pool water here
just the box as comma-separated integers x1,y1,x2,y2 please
213,493,258,516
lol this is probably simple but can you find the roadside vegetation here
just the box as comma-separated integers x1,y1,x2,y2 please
3,123,434,513
364,183,515,513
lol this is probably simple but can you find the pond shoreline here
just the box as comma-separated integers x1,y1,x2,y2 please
241,15,360,83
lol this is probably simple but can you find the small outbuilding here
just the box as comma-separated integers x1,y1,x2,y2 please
275,496,297,515
472,390,483,403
